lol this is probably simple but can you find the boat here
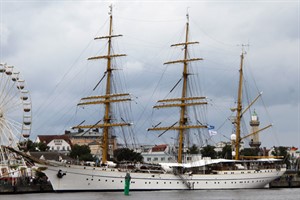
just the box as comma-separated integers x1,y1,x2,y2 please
39,6,286,191
0,146,33,186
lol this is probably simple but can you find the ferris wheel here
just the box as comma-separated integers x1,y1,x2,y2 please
0,63,32,149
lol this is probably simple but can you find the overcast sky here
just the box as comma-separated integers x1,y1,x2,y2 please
0,1,299,148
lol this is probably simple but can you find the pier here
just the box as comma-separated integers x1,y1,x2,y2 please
270,170,300,188
0,177,53,194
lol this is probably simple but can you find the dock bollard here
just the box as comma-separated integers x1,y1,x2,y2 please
124,172,131,195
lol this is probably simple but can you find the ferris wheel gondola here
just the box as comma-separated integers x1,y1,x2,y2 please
0,63,32,148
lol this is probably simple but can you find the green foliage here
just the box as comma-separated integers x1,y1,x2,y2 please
18,140,50,152
218,144,232,159
200,145,217,159
37,142,50,151
272,146,288,157
113,148,143,162
69,144,94,161
241,148,260,156
18,140,37,151
272,146,291,168
187,144,199,154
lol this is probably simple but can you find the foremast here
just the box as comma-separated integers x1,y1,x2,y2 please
148,14,207,164
73,6,131,164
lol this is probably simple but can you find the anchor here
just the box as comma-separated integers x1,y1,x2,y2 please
57,169,66,178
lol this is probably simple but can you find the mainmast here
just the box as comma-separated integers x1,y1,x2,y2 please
73,5,131,164
148,13,207,163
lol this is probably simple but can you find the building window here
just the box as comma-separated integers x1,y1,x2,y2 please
147,158,151,162
161,157,165,161
153,157,158,161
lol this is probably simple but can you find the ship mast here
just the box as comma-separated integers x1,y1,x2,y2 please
73,5,131,164
234,49,244,160
233,46,272,160
148,13,207,163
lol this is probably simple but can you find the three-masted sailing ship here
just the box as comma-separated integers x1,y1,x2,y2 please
40,8,286,191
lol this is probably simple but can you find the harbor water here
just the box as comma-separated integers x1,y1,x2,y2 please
2,189,300,200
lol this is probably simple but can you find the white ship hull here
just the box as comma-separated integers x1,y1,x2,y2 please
42,164,285,191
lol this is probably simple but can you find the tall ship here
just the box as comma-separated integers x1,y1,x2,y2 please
39,7,286,191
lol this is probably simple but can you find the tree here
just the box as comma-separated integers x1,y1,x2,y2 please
272,146,291,168
241,148,260,157
272,146,288,157
18,139,37,151
218,144,232,159
18,140,50,152
69,144,94,161
187,144,199,154
200,145,217,159
113,148,143,162
37,142,50,151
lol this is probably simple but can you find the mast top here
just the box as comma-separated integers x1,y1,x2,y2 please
109,4,113,16
238,44,250,55
186,7,190,23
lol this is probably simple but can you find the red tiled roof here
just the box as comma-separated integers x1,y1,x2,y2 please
152,144,167,152
37,135,72,145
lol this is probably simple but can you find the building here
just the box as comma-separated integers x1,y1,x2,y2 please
141,144,176,163
288,147,300,170
214,141,231,153
64,129,118,158
139,144,206,164
35,135,72,152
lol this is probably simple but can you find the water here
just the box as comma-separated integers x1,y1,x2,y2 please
1,189,300,200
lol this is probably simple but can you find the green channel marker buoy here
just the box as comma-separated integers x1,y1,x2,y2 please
124,172,131,195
